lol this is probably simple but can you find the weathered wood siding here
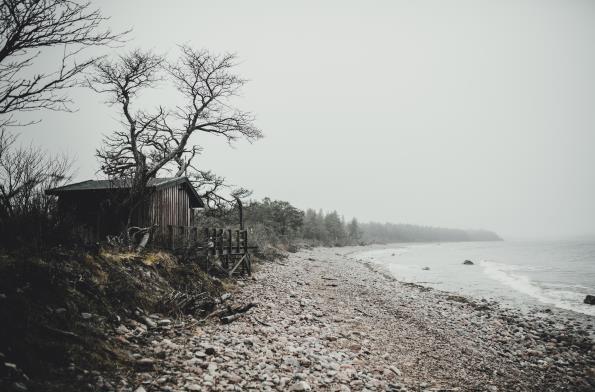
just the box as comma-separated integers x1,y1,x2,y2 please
146,184,192,241
55,181,198,244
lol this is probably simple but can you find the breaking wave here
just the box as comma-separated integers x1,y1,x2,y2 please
480,260,595,316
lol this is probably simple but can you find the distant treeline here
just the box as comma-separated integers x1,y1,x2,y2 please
201,197,502,251
360,222,502,243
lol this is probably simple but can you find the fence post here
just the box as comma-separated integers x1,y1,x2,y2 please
204,228,210,256
218,229,224,255
227,229,232,255
235,230,240,254
243,230,248,254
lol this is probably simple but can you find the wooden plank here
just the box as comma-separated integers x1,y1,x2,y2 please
227,229,232,256
243,230,248,254
235,230,240,254
228,254,247,277
205,228,211,255
218,229,224,255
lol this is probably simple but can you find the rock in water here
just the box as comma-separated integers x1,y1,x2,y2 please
422,267,430,271
463,260,474,265
584,295,595,305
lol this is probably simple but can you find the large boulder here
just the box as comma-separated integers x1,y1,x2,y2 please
584,295,595,305
463,260,474,265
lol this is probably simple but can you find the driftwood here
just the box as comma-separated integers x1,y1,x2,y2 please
129,225,158,252
136,232,150,252
199,301,257,324
221,313,243,324
252,316,272,327
44,325,80,340
220,302,257,324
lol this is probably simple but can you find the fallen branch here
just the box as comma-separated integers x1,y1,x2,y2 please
221,313,244,324
219,302,257,324
233,303,257,314
252,316,272,327
44,325,80,339
355,308,372,317
201,307,229,322
337,332,354,341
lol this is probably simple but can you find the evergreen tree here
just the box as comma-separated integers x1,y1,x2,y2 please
347,217,362,243
324,211,346,246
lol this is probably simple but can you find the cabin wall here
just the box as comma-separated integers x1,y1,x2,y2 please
58,190,127,244
145,185,192,242
56,184,196,245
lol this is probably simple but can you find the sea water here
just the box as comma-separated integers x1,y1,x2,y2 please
354,241,595,317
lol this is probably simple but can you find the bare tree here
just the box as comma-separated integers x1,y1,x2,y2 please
0,129,71,219
188,168,252,211
0,0,126,127
90,46,262,225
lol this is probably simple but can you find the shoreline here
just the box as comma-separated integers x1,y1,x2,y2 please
103,246,594,391
351,241,595,325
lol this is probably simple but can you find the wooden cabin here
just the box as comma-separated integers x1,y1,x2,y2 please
46,177,204,244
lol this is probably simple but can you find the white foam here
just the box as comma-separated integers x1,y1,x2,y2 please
480,260,595,316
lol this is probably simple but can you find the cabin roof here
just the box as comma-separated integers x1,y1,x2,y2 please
46,177,204,208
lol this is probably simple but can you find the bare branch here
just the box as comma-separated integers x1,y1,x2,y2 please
90,46,262,221
0,0,129,126
0,129,72,219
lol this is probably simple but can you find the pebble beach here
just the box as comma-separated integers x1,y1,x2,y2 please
103,246,595,391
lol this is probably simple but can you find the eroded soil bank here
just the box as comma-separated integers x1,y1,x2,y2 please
96,247,594,391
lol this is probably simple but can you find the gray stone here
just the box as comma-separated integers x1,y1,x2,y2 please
205,346,216,355
289,381,311,391
143,317,157,328
135,358,155,370
158,319,172,326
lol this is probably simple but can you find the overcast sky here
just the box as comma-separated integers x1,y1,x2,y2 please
17,0,595,240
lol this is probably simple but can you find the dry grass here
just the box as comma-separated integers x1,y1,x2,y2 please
142,251,176,269
99,249,139,263
82,254,109,285
98,249,177,270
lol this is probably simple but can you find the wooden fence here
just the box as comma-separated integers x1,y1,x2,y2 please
166,225,254,276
